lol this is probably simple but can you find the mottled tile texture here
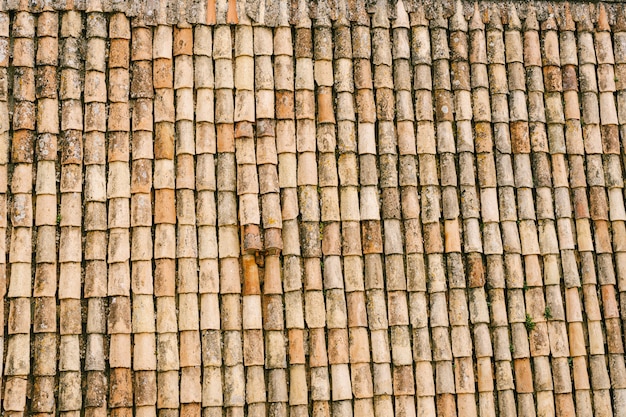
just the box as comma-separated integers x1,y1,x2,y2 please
0,0,626,416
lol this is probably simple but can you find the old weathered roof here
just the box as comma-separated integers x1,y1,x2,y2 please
1,0,626,416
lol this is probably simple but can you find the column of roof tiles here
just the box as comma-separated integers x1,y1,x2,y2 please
262,18,288,417
235,14,261,248
31,10,58,417
58,10,84,417
294,9,328,417
423,7,455,410
558,6,593,416
130,19,157,417
437,8,472,417
425,13,451,417
258,22,286,417
487,13,520,417
376,4,415,417
149,20,171,409
280,13,309,416
540,13,577,417
0,10,8,409
344,8,377,417
174,24,202,417
322,8,352,416
324,8,352,417
619,7,626,175
596,8,626,412
365,4,397,417
450,5,495,417
493,8,534,417
409,7,436,416
4,10,35,415
592,7,626,414
107,13,133,417
245,249,267,417
614,7,626,371
194,23,222,417
84,10,108,417
245,22,269,417
577,11,615,416
254,24,282,307
569,11,608,417
236,12,263,417
153,23,180,417
351,6,378,417
274,13,308,417
436,5,474,417
521,9,555,416
235,13,263,417
444,3,492,416
482,13,517,417
504,6,536,416
597,8,623,177
471,7,515,417
213,18,244,417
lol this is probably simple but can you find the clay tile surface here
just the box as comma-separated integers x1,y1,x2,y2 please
2,0,626,415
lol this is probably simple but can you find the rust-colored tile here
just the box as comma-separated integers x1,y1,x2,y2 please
154,259,176,297
173,27,193,56
321,221,341,256
308,328,328,367
288,329,305,364
589,188,609,221
264,228,282,253
109,38,130,68
327,328,349,364
474,122,493,153
467,253,485,288
11,130,35,163
601,125,620,154
361,220,383,254
543,65,562,92
555,394,576,417
275,91,294,119
510,121,530,153
444,219,461,253
317,88,335,123
601,285,619,318
561,65,578,91
514,358,534,393
393,365,415,396
154,122,175,159
423,222,443,254
153,58,173,89
346,292,367,328
217,124,235,153
109,368,133,408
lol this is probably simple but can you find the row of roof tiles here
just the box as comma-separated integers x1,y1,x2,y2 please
0,0,625,26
